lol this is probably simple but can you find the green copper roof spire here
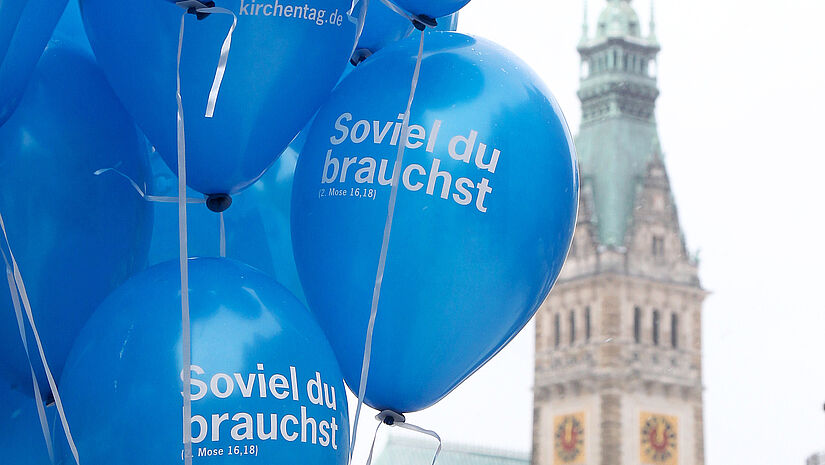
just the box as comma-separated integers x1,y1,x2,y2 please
575,0,662,247
649,0,658,43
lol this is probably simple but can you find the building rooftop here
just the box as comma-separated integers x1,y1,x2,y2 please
372,434,530,465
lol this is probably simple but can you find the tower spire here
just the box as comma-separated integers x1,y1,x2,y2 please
580,0,589,43
649,0,658,42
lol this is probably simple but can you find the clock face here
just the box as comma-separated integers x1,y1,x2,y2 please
553,413,585,464
640,413,678,465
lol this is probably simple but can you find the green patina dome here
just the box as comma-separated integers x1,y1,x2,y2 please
597,0,641,38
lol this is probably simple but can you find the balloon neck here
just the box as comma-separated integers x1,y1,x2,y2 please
412,15,437,31
351,49,372,66
178,0,216,20
376,410,406,426
206,193,232,212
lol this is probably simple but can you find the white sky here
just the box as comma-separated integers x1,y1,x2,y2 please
350,1,825,464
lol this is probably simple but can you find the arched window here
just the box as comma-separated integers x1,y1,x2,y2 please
652,235,664,256
554,313,561,348
634,307,642,343
671,314,679,348
569,310,576,345
585,307,592,341
652,310,661,345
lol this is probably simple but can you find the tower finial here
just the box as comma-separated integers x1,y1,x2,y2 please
649,0,658,42
580,0,589,43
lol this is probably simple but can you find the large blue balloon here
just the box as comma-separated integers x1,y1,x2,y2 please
56,258,349,465
292,32,578,413
392,0,469,18
79,0,357,196
0,42,153,398
148,133,306,303
0,384,53,464
0,0,67,125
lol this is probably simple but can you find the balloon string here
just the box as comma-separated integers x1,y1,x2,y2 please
376,0,415,23
196,6,237,118
347,0,369,56
364,411,442,465
0,212,81,465
93,168,206,204
219,211,226,258
349,30,426,463
1,249,54,464
175,12,194,465
173,5,236,464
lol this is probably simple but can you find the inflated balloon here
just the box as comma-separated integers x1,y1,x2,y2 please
355,0,413,55
148,133,306,303
0,0,67,125
0,384,53,464
0,42,153,398
51,0,92,53
79,0,357,196
392,0,469,19
354,5,458,59
56,258,349,465
292,32,578,413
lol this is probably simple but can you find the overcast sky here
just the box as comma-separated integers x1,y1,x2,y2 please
349,1,825,464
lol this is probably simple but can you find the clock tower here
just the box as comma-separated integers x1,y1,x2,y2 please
531,2,706,465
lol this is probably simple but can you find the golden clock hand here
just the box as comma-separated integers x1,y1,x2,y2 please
656,422,665,445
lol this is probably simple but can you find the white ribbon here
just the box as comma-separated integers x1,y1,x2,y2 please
175,13,194,465
197,6,237,118
173,4,237,464
347,0,370,57
2,249,54,464
376,0,416,23
173,1,237,119
0,212,80,465
349,30,426,463
219,211,226,258
93,168,206,204
364,411,442,465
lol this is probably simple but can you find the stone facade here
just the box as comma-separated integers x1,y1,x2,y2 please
532,2,706,465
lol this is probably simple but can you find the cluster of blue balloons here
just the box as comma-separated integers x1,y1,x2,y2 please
1,0,579,463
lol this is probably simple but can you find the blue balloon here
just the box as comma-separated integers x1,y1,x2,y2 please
291,32,578,413
0,42,153,398
0,0,67,125
79,0,357,196
148,133,306,303
392,0,469,18
356,0,413,55
354,5,457,59
55,258,349,465
51,0,92,53
0,384,53,464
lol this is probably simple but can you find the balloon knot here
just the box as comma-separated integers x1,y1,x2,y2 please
188,0,215,20
411,14,437,31
206,193,232,212
376,410,406,426
350,49,372,66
